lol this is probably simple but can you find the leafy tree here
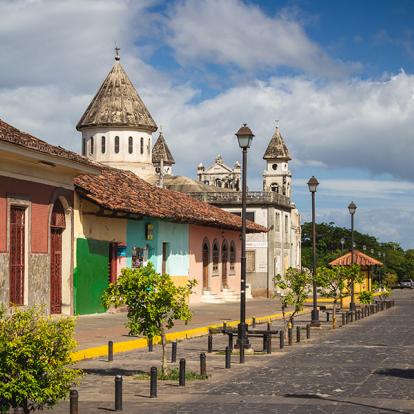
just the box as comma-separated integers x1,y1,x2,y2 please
0,307,81,413
302,221,414,281
315,264,361,328
274,267,312,328
103,263,196,375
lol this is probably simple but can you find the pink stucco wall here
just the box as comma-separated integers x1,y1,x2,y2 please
189,224,241,303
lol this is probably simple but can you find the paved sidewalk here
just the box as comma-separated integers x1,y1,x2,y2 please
74,297,285,350
53,290,413,413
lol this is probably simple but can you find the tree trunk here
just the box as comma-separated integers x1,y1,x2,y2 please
332,300,337,329
161,326,168,375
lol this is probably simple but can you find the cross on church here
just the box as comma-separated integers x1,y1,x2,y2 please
275,119,279,128
115,45,120,61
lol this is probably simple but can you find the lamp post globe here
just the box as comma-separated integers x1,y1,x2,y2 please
235,123,254,363
348,201,357,312
340,237,345,254
308,176,320,327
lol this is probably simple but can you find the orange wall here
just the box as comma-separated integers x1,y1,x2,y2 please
0,176,73,253
189,224,241,302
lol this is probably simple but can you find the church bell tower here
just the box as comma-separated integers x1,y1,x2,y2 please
262,124,292,198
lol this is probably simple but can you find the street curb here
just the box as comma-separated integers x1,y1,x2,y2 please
71,309,309,362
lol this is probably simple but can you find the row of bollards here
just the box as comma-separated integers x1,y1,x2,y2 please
80,302,394,412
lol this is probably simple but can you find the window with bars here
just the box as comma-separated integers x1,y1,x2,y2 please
90,137,94,155
114,136,120,153
140,137,144,154
82,138,86,155
128,136,133,154
246,250,255,273
101,136,106,154
212,241,219,273
285,215,289,233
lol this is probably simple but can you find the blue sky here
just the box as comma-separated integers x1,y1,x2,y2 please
0,0,413,248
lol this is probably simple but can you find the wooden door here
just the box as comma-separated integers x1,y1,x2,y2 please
222,242,228,289
50,200,66,314
202,243,209,290
10,206,25,306
50,228,62,314
108,242,118,284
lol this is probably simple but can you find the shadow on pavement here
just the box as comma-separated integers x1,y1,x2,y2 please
375,368,414,379
284,393,411,414
83,368,146,377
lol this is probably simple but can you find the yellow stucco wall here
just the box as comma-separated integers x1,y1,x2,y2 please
74,195,127,241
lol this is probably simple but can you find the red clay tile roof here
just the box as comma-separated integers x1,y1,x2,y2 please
0,118,96,168
75,167,266,233
329,250,383,267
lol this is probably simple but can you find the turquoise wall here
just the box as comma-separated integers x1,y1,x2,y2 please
126,218,189,276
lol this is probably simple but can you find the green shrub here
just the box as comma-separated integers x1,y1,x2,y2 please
358,290,374,304
0,307,82,412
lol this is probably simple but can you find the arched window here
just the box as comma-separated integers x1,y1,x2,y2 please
221,240,228,288
202,240,209,289
216,179,222,188
128,136,133,154
90,137,94,155
82,138,86,156
114,136,120,153
140,137,144,154
101,136,106,154
230,241,236,272
270,183,279,193
148,138,151,154
212,240,219,273
272,163,278,170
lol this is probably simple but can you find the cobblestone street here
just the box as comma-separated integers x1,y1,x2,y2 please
53,290,414,413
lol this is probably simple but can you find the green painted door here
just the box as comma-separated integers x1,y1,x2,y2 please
74,238,109,315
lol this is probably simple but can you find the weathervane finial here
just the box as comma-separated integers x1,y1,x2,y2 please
275,119,280,128
114,43,120,61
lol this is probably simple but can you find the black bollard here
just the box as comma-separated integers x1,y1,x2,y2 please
288,327,293,345
200,352,207,377
280,330,285,349
306,324,311,339
150,366,157,398
115,375,122,411
296,326,301,343
267,321,271,331
252,316,256,328
108,340,114,362
228,332,233,351
208,334,213,353
148,338,153,352
262,334,267,352
350,312,354,323
326,312,330,322
267,334,272,354
342,313,346,326
70,389,79,414
171,341,177,363
225,346,231,368
179,358,186,386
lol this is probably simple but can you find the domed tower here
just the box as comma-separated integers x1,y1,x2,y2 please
76,48,158,179
262,124,292,197
152,130,175,176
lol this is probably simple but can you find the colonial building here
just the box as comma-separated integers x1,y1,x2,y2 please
73,167,265,313
197,155,241,190
190,125,301,297
0,118,100,315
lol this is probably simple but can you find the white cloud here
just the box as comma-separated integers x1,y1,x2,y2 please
166,0,353,78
